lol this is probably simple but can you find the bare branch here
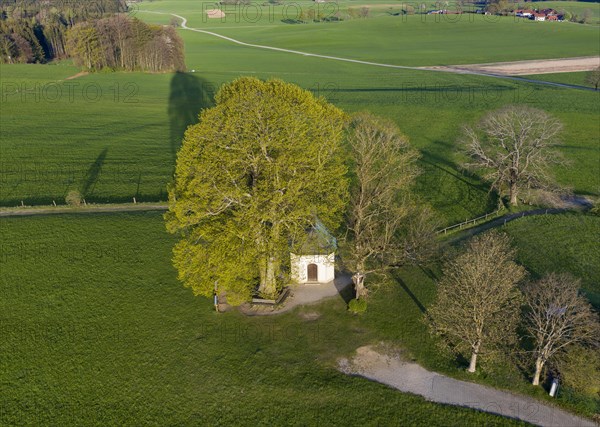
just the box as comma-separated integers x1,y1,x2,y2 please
522,273,600,386
460,105,563,206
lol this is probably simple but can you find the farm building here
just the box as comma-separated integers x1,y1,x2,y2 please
514,8,561,21
532,13,546,21
290,221,336,285
515,9,534,17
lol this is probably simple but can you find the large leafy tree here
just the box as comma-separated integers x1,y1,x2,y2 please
166,77,349,304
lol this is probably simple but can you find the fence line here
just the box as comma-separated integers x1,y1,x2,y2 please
437,209,502,235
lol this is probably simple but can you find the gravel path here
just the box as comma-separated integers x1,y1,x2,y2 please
339,346,598,427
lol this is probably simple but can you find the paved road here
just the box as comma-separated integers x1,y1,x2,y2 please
143,11,598,92
0,203,168,218
340,346,598,427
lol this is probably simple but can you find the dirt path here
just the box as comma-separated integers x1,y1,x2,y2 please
64,71,89,81
426,56,600,76
339,346,598,427
0,203,168,218
143,11,597,91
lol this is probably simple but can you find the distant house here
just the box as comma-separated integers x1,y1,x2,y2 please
515,7,561,21
515,9,534,17
290,221,336,285
532,13,546,21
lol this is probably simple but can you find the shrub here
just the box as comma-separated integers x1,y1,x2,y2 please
65,190,82,206
556,345,600,398
348,298,367,314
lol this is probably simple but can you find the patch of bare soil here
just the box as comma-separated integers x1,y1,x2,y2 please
206,9,225,19
428,56,600,75
64,71,89,80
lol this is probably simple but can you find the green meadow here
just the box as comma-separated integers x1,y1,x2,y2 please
0,212,527,426
1,0,599,423
1,0,598,223
524,71,598,88
138,1,599,65
0,65,174,206
503,213,600,308
1,22,598,223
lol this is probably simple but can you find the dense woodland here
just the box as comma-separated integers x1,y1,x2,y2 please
0,0,185,72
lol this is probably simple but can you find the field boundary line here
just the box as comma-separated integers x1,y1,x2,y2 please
142,11,598,91
437,209,503,234
0,203,168,218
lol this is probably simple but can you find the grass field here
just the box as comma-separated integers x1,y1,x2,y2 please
2,63,598,224
0,64,175,206
523,71,597,87
0,212,528,426
1,0,599,424
137,1,600,65
502,213,600,308
1,0,598,225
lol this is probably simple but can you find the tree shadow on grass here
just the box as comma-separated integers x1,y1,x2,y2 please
168,72,215,161
334,272,355,304
80,147,108,198
391,270,427,314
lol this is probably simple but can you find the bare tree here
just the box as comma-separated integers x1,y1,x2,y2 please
428,232,525,373
522,273,600,386
585,66,600,90
581,8,593,24
461,105,563,206
344,112,435,299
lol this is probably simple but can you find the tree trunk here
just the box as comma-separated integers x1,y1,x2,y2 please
258,255,278,297
509,181,518,206
352,268,367,299
532,357,544,386
467,344,480,373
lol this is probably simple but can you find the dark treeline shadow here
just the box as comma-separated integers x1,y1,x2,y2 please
168,72,215,162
